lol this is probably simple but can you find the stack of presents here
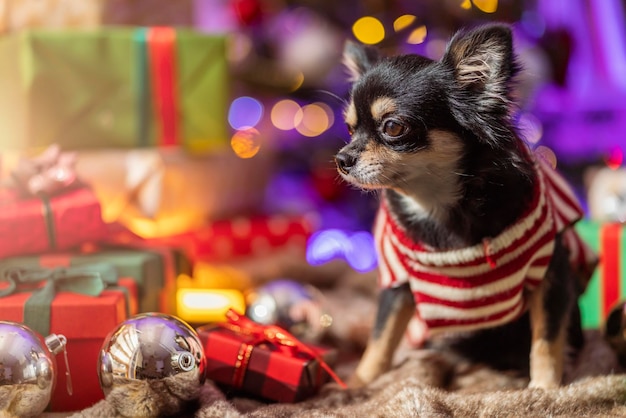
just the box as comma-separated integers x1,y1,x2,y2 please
0,0,339,413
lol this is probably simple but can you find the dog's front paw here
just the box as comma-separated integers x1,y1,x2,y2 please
528,377,560,390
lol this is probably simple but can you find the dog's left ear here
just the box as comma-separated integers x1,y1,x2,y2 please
343,41,381,82
442,24,516,93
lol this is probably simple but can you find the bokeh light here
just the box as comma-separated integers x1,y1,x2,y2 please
518,112,543,144
606,147,624,170
393,15,415,32
230,127,261,158
306,229,378,272
407,25,428,44
344,231,378,272
473,0,498,13
228,96,264,130
295,102,334,137
536,145,557,169
352,16,385,45
271,99,302,130
461,0,472,10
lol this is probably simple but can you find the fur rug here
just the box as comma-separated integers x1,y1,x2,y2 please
62,331,626,418
30,257,626,417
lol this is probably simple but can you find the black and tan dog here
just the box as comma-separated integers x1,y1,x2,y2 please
335,24,596,389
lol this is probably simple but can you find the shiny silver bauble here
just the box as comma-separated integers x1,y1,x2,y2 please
98,313,206,417
0,321,56,417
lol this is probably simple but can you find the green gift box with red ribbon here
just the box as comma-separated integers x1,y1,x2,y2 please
576,220,626,329
0,27,229,153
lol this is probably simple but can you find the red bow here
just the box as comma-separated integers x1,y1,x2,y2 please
222,308,347,389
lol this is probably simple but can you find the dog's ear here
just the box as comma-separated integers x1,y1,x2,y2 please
442,24,516,93
343,41,381,82
442,24,519,148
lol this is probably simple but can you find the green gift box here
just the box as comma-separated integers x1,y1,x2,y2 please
576,220,626,329
0,247,179,314
0,27,230,153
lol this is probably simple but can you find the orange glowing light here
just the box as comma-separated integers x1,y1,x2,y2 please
295,103,334,137
230,128,261,158
407,25,428,44
473,0,498,13
352,16,385,45
271,100,302,130
461,0,472,10
394,15,416,32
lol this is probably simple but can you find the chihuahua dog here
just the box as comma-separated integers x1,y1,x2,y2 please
335,24,597,389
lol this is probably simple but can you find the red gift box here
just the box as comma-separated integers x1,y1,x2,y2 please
113,214,315,262
197,310,343,403
0,187,109,258
0,278,137,412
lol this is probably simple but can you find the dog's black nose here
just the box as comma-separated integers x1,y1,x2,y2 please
335,152,356,175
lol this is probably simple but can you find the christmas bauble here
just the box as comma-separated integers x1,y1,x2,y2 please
98,313,206,417
0,321,56,417
246,279,331,342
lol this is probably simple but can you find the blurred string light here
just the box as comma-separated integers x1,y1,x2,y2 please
393,15,416,32
271,99,302,130
306,229,378,272
270,100,335,137
230,127,261,158
228,96,264,130
352,16,385,45
517,112,543,145
393,14,427,45
296,103,334,137
461,0,498,13
407,26,428,45
606,147,624,170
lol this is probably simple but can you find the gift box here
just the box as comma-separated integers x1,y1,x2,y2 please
141,214,315,262
0,28,229,154
0,246,177,314
0,264,137,412
576,220,626,329
0,186,109,259
198,310,343,403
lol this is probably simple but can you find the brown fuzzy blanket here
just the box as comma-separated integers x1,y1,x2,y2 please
63,330,626,417
39,254,626,417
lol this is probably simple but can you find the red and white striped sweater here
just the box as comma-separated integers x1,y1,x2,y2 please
375,154,596,338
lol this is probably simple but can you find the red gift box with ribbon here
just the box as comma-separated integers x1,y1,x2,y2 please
197,309,344,403
0,186,109,259
0,263,137,412
0,145,110,259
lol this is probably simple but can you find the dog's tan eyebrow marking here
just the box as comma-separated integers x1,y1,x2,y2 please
344,101,357,127
371,97,397,121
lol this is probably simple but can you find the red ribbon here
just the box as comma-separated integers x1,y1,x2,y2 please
222,309,347,389
148,27,179,147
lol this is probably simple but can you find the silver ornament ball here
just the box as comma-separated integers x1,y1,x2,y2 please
0,321,56,417
98,313,206,417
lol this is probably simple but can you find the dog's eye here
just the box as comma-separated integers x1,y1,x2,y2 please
383,120,406,138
